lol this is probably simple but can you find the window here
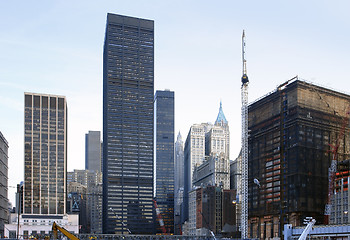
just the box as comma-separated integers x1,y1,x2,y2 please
25,95,32,107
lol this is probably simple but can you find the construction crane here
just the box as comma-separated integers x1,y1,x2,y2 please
109,207,132,234
324,105,350,223
241,30,249,239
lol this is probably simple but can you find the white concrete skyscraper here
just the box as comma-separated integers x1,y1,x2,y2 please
183,102,230,222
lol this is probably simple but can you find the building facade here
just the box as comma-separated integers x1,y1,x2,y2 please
102,13,154,234
24,93,67,215
188,186,236,236
67,169,102,233
67,169,102,187
89,183,103,233
154,90,174,233
188,189,197,236
184,123,208,223
330,160,350,224
85,131,102,172
230,151,242,231
248,79,350,238
193,153,230,189
0,132,9,237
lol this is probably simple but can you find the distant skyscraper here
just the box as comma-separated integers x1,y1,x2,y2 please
154,90,174,233
175,132,184,191
0,131,9,237
174,132,184,233
85,131,102,172
102,13,154,234
24,93,67,215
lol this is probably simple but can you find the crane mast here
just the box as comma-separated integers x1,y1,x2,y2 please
241,30,249,239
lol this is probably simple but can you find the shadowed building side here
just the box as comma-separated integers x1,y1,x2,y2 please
154,90,174,234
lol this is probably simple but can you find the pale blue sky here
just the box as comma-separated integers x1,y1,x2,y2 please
1,0,349,204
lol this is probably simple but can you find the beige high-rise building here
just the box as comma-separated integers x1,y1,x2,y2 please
5,93,78,239
24,93,67,215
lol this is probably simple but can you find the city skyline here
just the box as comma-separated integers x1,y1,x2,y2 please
1,1,349,205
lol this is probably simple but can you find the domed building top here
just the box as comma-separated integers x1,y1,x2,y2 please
215,101,228,125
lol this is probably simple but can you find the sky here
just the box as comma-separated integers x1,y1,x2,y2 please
0,0,349,205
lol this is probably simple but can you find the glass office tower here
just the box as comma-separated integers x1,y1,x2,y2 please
154,90,174,233
24,93,67,215
102,13,154,234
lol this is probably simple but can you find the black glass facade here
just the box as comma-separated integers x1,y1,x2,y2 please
154,90,174,233
248,80,350,238
24,93,67,215
102,13,154,234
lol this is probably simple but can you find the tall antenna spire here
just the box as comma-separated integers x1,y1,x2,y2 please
241,30,249,85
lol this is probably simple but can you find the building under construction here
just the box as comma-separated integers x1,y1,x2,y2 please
248,78,350,238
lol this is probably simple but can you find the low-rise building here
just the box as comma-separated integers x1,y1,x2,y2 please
188,188,197,236
5,214,79,239
188,185,237,237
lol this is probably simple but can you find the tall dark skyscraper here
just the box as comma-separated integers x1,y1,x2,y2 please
102,13,154,234
85,131,102,172
154,90,174,233
24,93,67,215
